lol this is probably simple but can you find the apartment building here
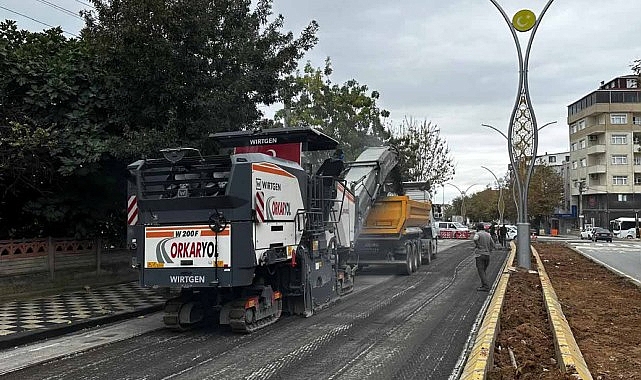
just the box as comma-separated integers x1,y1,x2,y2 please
567,75,641,227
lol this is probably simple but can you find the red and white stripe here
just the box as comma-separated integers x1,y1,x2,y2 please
127,195,139,225
255,191,265,222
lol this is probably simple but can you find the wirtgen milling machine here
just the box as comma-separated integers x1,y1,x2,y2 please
127,127,432,333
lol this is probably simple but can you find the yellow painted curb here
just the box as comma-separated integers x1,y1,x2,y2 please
460,243,516,380
533,247,593,379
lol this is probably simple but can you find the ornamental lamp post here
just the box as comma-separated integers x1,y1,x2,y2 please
446,183,478,225
481,166,505,224
487,0,556,269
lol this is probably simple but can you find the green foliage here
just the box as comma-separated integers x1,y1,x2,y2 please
632,59,641,76
274,58,390,160
82,0,318,158
461,164,563,224
0,1,318,240
390,118,455,188
0,21,118,239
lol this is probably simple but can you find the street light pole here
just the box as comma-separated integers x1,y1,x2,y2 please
481,166,504,224
446,183,478,224
481,121,556,227
486,0,555,269
577,180,587,230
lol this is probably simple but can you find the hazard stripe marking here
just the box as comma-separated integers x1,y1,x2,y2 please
127,195,138,225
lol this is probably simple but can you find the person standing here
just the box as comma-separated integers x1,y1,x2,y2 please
473,223,494,291
499,224,508,250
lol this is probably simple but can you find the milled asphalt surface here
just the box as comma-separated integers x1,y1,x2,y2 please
0,238,509,379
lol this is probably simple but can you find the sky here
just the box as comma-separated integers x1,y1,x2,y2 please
2,0,641,205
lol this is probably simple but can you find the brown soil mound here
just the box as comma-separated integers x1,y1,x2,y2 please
539,243,641,380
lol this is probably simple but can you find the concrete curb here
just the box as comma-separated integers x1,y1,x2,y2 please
533,246,592,379
459,244,516,379
0,304,163,350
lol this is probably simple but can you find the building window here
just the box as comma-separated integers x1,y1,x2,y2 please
571,124,577,134
572,161,578,169
578,120,586,130
611,134,628,144
636,176,641,185
579,139,586,149
613,176,628,185
571,143,577,151
611,154,628,165
634,116,641,125
548,156,556,164
580,158,587,167
635,155,641,165
618,194,628,202
627,78,638,88
610,114,628,124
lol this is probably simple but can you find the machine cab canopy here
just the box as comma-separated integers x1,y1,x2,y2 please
211,127,339,165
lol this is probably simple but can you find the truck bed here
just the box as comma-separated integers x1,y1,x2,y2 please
360,195,431,236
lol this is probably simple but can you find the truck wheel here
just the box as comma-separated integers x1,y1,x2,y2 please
423,240,432,265
405,243,414,275
415,240,422,268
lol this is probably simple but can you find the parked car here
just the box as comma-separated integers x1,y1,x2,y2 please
505,225,518,240
591,227,613,242
580,227,594,240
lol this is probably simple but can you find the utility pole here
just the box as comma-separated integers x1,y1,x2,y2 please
577,180,587,230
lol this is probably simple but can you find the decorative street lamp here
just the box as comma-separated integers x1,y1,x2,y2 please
481,166,505,224
487,0,556,269
481,120,557,225
446,183,478,224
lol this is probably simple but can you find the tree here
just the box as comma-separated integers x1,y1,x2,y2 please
465,187,501,222
274,58,391,160
0,21,118,239
631,59,641,76
0,1,318,240
82,0,319,158
390,118,455,189
501,163,563,227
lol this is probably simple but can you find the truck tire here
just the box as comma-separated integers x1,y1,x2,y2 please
414,240,422,268
423,239,432,265
405,242,415,275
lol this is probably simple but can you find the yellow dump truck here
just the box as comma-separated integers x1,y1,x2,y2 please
353,194,437,275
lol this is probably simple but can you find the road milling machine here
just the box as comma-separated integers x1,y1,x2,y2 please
127,127,437,332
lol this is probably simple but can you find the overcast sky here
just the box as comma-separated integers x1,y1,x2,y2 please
3,0,640,207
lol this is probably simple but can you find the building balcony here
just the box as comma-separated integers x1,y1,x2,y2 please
585,144,606,155
587,165,607,174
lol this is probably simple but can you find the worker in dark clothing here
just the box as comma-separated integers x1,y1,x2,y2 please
316,148,345,178
499,224,508,250
473,223,494,291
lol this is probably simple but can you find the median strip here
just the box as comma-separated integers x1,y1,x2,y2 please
533,246,592,379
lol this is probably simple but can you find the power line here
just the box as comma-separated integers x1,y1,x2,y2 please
34,0,83,20
0,5,79,37
75,0,95,10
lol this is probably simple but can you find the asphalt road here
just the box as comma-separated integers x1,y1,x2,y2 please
565,239,641,283
3,238,508,380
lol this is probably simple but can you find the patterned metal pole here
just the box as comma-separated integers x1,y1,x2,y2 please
487,0,555,269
